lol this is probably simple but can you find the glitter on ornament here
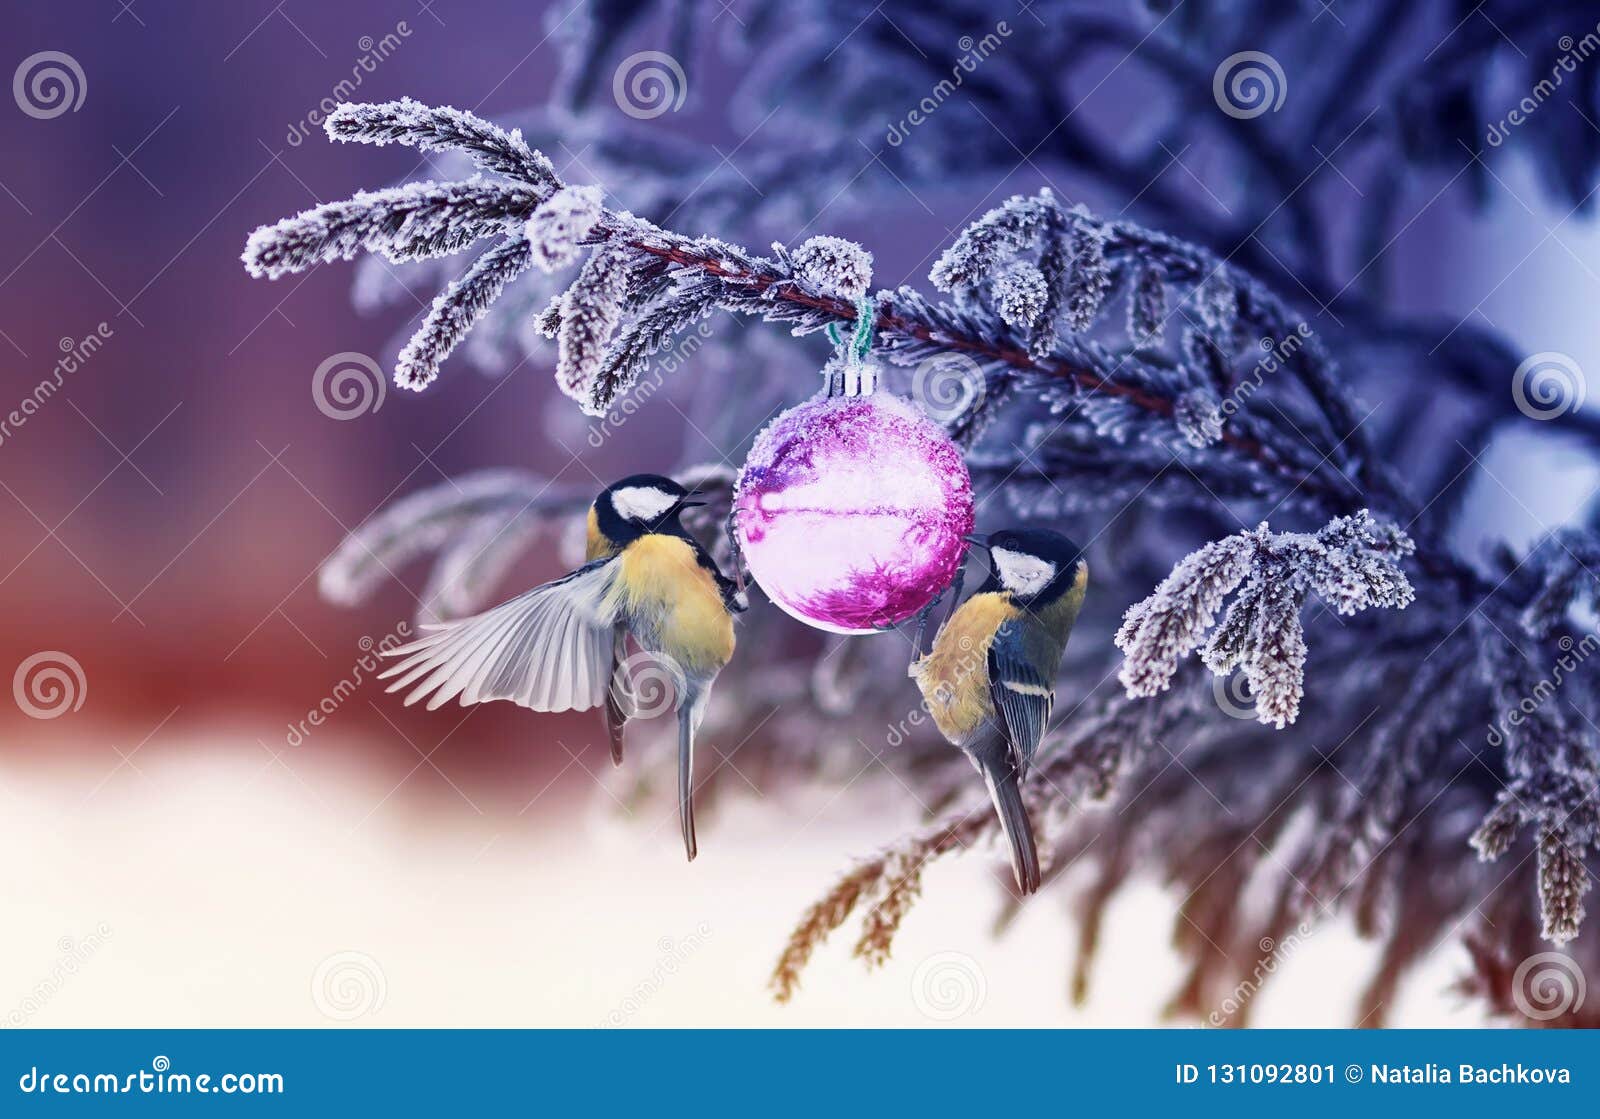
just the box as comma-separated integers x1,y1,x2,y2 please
734,368,975,635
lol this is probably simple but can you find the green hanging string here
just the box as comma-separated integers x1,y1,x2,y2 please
824,296,876,397
850,294,876,363
826,295,875,364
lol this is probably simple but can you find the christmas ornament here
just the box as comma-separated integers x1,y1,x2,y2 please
733,301,975,634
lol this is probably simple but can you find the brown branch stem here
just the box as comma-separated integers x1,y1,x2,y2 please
622,235,1347,505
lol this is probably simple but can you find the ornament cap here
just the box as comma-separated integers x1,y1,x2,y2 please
822,356,878,398
822,293,880,397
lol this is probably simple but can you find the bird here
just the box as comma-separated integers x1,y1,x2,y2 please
377,473,746,861
909,528,1088,894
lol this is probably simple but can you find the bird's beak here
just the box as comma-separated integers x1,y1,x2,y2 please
677,500,707,510
962,534,986,547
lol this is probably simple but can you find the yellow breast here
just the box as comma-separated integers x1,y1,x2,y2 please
585,507,615,562
613,534,735,672
912,592,1015,742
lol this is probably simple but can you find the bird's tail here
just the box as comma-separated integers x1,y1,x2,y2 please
976,744,1040,894
676,689,707,862
603,690,628,767
603,635,632,767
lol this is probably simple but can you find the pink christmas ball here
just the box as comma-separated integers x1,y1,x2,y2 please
734,390,975,634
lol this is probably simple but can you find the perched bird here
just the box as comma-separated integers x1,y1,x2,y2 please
910,529,1088,893
378,474,745,860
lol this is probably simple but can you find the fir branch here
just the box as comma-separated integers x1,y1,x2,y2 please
553,241,634,405
395,235,536,391
242,179,540,279
324,98,560,192
525,184,605,272
243,127,1374,510
770,811,994,1002
1117,511,1415,727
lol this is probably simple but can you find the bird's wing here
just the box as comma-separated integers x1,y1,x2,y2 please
379,559,620,713
987,620,1055,779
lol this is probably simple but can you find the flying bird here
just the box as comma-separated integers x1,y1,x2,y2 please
910,529,1088,893
379,474,745,860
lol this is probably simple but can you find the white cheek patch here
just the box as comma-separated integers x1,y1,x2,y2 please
611,486,679,523
991,547,1056,596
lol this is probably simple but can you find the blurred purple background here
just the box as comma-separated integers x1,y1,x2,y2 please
3,0,1595,808
0,2,628,800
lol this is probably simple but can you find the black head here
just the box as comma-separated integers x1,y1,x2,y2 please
968,528,1084,603
594,474,703,545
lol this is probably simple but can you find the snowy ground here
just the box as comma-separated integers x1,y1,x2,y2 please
0,727,1487,1028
